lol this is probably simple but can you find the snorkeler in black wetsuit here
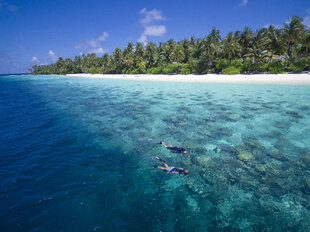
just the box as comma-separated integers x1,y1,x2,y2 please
154,156,188,175
159,142,187,154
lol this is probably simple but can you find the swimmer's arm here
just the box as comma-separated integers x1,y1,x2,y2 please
161,143,168,148
160,142,173,148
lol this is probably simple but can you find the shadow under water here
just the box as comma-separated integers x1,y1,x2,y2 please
0,76,309,232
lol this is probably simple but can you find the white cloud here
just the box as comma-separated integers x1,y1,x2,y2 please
98,32,109,41
138,34,147,44
89,47,104,54
86,40,99,48
139,8,165,25
138,8,167,45
264,24,281,29
304,16,310,28
86,32,109,47
74,44,82,50
31,56,39,63
139,25,166,43
49,50,58,62
74,32,109,55
238,0,248,7
265,9,310,29
144,25,166,36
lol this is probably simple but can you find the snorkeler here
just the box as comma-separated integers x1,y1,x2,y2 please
154,156,188,175
159,141,187,154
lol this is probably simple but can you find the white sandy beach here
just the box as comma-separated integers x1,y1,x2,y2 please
66,73,310,85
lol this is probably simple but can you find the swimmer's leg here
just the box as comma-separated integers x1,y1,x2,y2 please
157,166,167,171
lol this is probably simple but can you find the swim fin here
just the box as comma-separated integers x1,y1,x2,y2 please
154,156,166,163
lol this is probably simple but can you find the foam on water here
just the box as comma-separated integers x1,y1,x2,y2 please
0,75,310,231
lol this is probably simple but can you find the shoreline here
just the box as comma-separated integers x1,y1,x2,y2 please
66,73,310,85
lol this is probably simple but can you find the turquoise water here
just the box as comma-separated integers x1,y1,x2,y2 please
0,74,310,231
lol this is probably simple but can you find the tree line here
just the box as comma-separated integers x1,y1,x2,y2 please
30,16,310,75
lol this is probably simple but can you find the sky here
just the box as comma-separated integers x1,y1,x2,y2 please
0,0,309,74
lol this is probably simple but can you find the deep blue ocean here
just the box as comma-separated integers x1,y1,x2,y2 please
0,74,310,232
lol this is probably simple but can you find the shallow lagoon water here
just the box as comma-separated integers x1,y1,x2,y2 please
0,75,310,231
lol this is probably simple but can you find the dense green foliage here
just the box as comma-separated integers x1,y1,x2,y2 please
30,16,310,75
222,66,241,75
88,66,100,74
268,61,285,74
288,57,309,72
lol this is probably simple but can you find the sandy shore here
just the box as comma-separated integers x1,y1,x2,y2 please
66,73,310,85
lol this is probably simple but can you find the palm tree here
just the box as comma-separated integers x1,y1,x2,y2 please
63,58,73,74
302,31,310,71
105,56,116,73
239,27,253,59
81,53,98,72
73,56,82,73
123,54,134,69
180,39,193,62
113,47,123,72
123,42,135,56
134,43,145,68
221,32,241,64
29,15,309,75
171,43,185,63
203,28,221,72
266,25,285,57
161,41,174,64
189,36,196,47
283,16,306,65
145,42,158,68
100,53,109,73
167,38,176,49
136,57,147,73
134,43,144,57
123,43,135,71
170,43,185,73
191,39,203,59
303,31,310,52
157,44,168,67
190,39,207,73
210,27,221,42
55,57,65,74
245,28,271,63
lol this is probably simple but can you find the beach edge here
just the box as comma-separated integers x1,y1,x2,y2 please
65,73,310,84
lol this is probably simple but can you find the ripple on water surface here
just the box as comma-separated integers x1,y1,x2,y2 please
0,75,310,231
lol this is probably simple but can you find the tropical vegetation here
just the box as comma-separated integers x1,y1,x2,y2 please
30,16,310,75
